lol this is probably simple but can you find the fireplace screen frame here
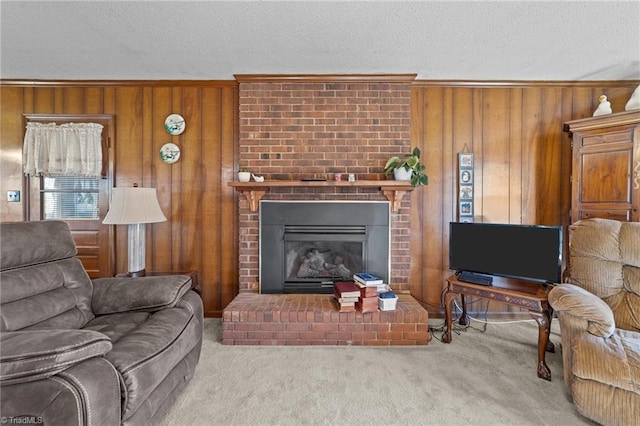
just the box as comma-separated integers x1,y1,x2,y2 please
259,201,390,294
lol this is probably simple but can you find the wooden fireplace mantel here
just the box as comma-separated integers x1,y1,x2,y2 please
228,180,415,212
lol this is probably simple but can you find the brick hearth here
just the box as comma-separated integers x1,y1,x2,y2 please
222,293,431,346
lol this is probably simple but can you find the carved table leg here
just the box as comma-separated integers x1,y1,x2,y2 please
443,290,458,344
529,310,552,381
458,294,468,326
546,307,555,353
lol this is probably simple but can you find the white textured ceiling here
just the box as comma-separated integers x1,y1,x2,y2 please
1,1,639,81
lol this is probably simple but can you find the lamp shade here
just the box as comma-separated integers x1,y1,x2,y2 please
103,187,166,225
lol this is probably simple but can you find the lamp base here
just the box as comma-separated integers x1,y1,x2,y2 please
126,269,146,278
128,223,146,276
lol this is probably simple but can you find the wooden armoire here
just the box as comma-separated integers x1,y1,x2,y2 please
564,110,640,223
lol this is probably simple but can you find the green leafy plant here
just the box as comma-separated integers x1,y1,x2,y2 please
383,147,428,187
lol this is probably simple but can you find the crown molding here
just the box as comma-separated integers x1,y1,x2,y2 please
234,74,418,83
412,79,640,88
2,78,637,88
563,109,640,133
0,79,238,87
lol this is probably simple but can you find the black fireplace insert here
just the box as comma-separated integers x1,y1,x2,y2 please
260,201,390,294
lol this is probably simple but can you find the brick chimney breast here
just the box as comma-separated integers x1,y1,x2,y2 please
236,75,414,292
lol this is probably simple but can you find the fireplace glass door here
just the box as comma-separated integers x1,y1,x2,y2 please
283,226,365,293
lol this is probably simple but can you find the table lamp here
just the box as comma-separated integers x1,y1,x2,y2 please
103,186,167,277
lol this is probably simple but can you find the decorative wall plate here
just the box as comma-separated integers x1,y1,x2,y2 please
164,114,185,135
160,143,181,164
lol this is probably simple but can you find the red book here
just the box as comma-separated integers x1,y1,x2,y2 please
333,281,361,299
356,297,379,312
358,296,378,306
354,282,378,298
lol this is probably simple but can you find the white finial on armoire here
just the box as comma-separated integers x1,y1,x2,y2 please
593,95,612,117
625,85,640,111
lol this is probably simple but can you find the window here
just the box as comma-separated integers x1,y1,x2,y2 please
41,176,100,220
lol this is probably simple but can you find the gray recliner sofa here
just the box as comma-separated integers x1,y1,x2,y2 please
0,220,203,425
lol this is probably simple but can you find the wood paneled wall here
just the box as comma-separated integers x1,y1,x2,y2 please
0,82,240,317
1,79,637,317
409,82,638,313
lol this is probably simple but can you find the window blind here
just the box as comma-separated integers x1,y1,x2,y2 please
41,176,100,220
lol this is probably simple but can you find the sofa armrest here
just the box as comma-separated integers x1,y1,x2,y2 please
91,275,193,315
548,283,616,338
1,329,112,385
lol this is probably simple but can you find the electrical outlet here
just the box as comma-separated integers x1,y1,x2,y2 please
7,190,20,202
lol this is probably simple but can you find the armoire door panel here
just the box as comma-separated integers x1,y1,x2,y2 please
579,150,632,203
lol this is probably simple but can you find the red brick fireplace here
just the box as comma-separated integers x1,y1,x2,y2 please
223,75,430,346
235,74,416,293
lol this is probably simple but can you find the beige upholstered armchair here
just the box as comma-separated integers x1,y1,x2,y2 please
548,218,640,425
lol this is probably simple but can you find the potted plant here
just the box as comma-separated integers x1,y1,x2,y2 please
384,147,428,187
238,168,251,182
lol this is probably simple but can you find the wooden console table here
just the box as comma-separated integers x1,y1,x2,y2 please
228,180,414,212
443,275,555,381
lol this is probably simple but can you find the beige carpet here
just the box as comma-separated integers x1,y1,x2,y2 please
162,317,594,425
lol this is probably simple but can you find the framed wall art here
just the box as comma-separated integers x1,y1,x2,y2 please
459,184,473,200
459,200,473,215
457,151,474,222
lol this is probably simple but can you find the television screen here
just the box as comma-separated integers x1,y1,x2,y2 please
449,222,562,284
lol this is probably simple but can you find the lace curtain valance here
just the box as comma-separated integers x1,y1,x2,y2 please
23,122,104,177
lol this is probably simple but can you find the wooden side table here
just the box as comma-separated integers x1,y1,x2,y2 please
443,275,555,381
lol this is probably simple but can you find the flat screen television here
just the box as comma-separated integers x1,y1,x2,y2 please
449,222,563,284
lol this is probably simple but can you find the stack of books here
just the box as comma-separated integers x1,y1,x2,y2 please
333,281,361,312
353,272,384,286
353,273,387,292
355,292,379,312
353,273,384,313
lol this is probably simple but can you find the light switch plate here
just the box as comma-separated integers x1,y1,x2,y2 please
7,190,20,202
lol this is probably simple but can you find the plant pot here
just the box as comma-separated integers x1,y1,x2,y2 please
393,168,412,181
238,172,251,182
